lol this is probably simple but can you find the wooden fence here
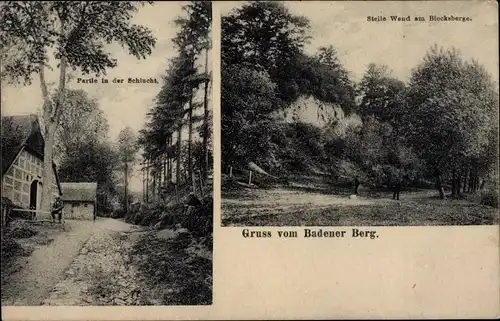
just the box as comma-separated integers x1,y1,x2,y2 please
1,207,63,231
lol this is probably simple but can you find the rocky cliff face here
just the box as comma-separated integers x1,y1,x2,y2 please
274,95,362,135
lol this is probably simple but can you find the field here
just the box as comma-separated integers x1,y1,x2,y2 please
222,183,498,226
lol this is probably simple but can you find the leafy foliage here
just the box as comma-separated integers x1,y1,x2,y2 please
0,1,156,84
173,1,212,58
55,89,109,161
402,46,498,181
357,63,406,124
221,1,358,169
1,1,156,213
222,1,310,74
58,141,119,214
222,25,498,202
221,64,280,167
139,1,212,198
117,127,138,163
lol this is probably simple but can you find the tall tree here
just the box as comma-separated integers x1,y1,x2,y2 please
55,89,109,162
158,56,192,190
358,63,406,124
222,1,309,74
173,1,212,183
139,53,193,204
0,2,156,213
117,127,139,212
222,1,310,105
222,2,356,118
402,45,497,198
221,64,280,168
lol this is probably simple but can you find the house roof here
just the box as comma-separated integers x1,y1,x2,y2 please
1,114,62,194
60,182,97,202
1,114,41,174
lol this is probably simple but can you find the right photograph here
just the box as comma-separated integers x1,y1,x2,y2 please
220,1,499,227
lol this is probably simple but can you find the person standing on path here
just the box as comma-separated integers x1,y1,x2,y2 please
392,180,402,200
51,196,64,223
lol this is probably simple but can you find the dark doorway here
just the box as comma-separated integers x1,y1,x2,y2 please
30,180,38,209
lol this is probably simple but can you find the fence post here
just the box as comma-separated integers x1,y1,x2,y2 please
248,170,252,185
229,166,233,178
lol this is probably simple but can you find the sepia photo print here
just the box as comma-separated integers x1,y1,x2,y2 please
1,1,213,306
221,1,499,227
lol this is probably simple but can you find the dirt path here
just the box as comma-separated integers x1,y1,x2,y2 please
2,218,139,306
224,188,438,210
222,187,496,226
223,188,395,216
42,218,144,306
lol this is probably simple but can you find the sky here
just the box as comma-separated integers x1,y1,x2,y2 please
220,1,499,83
1,2,212,193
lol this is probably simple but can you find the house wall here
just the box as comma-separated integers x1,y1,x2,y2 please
63,201,94,220
1,149,60,209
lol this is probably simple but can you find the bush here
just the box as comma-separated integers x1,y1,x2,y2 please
480,189,499,208
111,209,126,219
155,203,185,228
221,175,244,192
181,196,213,239
9,225,38,239
122,193,213,241
1,236,24,260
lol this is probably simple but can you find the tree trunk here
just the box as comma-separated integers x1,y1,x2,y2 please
435,171,445,200
469,171,476,193
480,179,486,190
165,136,170,183
163,155,167,187
176,126,182,188
124,162,128,212
187,90,194,189
167,157,171,183
166,158,170,184
353,178,360,195
467,170,473,193
152,168,156,202
169,135,173,182
40,122,57,213
456,170,461,196
202,47,210,181
451,168,457,196
39,53,67,213
145,159,149,203
142,162,145,202
463,168,468,194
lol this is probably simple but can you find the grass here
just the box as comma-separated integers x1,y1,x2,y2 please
87,266,118,304
222,189,499,226
129,229,212,305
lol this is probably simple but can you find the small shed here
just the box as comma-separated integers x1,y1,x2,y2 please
60,182,97,220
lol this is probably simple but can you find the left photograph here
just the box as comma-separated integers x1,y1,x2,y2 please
1,1,212,306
